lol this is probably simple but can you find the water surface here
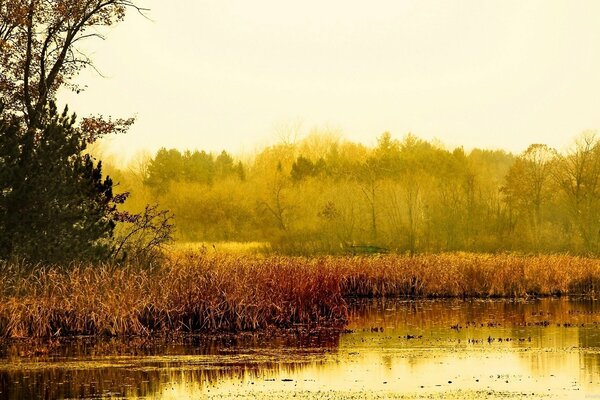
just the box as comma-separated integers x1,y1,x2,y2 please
2,298,600,399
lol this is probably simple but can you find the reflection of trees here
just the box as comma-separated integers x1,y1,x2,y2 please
576,299,600,385
579,353,600,387
576,300,600,348
0,357,332,399
346,299,600,365
0,331,342,399
343,298,600,392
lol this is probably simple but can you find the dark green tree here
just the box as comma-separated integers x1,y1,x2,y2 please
0,104,120,263
290,156,325,181
185,150,215,184
235,161,246,181
144,148,185,192
215,150,235,178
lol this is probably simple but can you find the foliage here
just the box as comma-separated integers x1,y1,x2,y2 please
0,104,121,263
105,130,600,255
115,134,513,253
144,148,243,194
0,0,142,129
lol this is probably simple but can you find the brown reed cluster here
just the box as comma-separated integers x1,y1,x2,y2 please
0,254,345,338
0,253,599,338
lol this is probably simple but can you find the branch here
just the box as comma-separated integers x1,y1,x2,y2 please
23,0,35,123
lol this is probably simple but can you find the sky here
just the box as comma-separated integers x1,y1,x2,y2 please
59,0,600,162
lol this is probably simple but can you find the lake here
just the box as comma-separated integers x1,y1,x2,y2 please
2,297,600,399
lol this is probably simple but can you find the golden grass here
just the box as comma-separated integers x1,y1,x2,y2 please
168,241,270,255
1,252,599,338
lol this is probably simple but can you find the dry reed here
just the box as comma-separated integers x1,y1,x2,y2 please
0,252,599,338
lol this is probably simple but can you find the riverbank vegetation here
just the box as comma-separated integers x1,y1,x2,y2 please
2,253,600,338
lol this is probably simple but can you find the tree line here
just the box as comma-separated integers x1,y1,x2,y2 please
109,131,600,255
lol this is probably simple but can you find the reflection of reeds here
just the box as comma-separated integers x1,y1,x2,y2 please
1,253,600,338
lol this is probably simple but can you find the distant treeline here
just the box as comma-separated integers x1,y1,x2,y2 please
109,131,600,255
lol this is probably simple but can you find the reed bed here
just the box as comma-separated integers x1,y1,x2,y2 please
0,254,346,338
338,253,599,297
0,253,599,338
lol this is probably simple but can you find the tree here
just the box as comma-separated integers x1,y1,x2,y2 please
290,155,325,181
259,165,292,232
235,161,246,181
0,0,144,128
356,158,381,242
318,189,358,251
502,144,556,249
0,1,149,263
144,148,185,193
0,104,122,263
373,131,400,176
112,204,175,263
185,150,215,184
215,150,235,178
553,133,600,252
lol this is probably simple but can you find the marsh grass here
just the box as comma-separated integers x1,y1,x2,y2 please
0,254,345,338
169,242,270,255
1,253,600,338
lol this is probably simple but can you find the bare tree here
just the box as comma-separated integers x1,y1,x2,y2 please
113,204,175,263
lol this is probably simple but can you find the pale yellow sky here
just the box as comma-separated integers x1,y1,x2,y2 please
59,0,600,161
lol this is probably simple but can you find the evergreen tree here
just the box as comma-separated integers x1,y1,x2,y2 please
215,150,235,178
0,104,119,263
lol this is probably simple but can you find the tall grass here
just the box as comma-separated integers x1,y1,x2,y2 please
1,253,599,338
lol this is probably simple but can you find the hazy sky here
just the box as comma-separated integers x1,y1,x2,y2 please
59,0,600,161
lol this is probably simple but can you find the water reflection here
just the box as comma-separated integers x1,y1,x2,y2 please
2,298,600,398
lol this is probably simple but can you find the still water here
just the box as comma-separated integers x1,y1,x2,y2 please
2,298,600,399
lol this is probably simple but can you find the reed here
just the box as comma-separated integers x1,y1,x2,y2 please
338,253,599,297
1,252,599,338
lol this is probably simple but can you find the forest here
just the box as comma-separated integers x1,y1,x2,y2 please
107,130,600,256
